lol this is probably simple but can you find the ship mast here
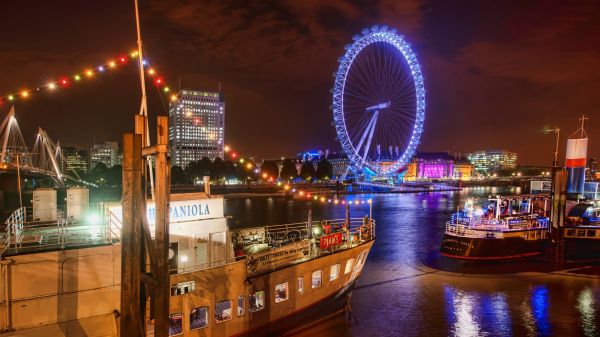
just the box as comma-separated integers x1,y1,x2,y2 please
134,0,155,201
120,1,170,336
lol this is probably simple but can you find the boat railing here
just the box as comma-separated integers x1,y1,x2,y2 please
445,217,549,238
173,218,376,277
1,204,115,256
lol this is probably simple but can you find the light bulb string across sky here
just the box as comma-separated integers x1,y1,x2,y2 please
0,48,174,106
223,145,371,206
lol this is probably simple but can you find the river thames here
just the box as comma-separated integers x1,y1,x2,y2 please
225,188,600,337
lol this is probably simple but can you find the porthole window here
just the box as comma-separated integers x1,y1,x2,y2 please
297,276,304,294
275,282,289,303
312,270,322,288
344,259,355,274
189,307,208,330
249,291,265,312
168,313,183,336
237,296,245,316
330,264,340,281
215,300,232,323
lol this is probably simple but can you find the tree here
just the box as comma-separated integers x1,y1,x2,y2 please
87,162,108,186
106,165,122,186
224,160,238,180
171,165,188,185
280,158,298,180
211,157,227,182
260,160,279,179
316,159,333,180
300,161,316,181
187,157,212,182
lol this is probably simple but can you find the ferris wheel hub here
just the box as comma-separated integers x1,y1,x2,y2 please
366,101,391,112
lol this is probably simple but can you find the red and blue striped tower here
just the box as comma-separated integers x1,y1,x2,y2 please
565,116,588,198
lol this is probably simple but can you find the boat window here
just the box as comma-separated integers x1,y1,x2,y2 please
190,306,208,330
567,229,576,237
249,291,265,312
275,282,289,303
354,252,367,271
215,300,232,323
168,313,183,336
237,296,244,316
344,259,355,275
312,270,322,288
170,281,195,296
577,230,586,237
587,230,596,237
330,264,340,281
297,276,304,294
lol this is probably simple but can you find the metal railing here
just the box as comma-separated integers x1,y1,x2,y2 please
169,218,376,277
445,219,549,239
1,205,114,256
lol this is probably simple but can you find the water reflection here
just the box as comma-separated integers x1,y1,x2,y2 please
577,287,597,337
444,286,486,337
520,285,551,337
444,286,511,337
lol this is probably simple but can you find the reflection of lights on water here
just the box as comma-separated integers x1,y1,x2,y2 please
444,286,487,337
521,285,551,337
520,298,536,337
576,287,597,337
488,293,511,335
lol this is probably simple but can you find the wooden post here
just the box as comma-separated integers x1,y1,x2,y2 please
153,116,170,337
120,133,144,337
551,170,567,268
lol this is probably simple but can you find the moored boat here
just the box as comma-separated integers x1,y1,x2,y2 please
0,190,375,336
440,195,550,260
563,202,600,259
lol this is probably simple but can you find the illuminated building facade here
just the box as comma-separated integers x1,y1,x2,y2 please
90,141,119,169
467,150,517,174
453,162,473,180
169,89,225,168
403,152,473,181
61,146,88,173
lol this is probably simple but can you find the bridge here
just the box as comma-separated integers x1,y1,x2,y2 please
0,106,93,187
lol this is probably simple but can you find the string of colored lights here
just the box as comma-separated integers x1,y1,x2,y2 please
223,145,370,205
0,49,175,106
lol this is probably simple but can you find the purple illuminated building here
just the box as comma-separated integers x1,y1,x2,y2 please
405,152,473,181
416,152,455,179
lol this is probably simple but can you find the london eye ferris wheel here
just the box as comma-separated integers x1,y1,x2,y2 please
332,26,425,177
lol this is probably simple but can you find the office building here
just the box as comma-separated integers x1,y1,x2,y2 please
61,146,89,173
169,89,225,168
90,141,119,169
467,150,517,174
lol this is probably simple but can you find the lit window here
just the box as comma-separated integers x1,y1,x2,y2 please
275,282,289,303
344,259,354,275
330,264,340,281
312,270,322,288
237,296,244,316
189,307,208,330
297,276,304,294
249,291,265,312
215,300,232,323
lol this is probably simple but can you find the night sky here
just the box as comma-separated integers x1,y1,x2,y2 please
0,0,598,165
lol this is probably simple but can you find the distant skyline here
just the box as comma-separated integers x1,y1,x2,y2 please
0,0,598,165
